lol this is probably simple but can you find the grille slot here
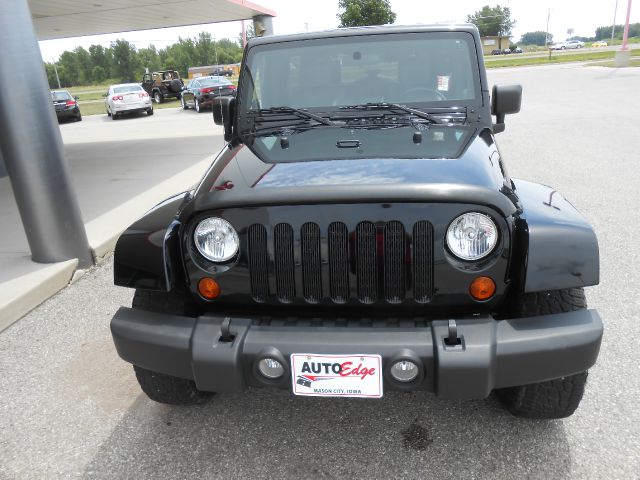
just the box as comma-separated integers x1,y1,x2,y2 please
384,221,406,303
301,222,322,303
413,220,434,303
274,223,295,303
247,224,269,302
328,222,349,303
356,221,378,303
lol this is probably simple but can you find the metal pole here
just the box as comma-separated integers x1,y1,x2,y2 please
612,0,619,42
0,0,93,267
253,15,274,37
53,61,61,89
621,0,633,50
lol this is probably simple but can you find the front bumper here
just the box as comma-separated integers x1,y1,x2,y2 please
111,308,602,399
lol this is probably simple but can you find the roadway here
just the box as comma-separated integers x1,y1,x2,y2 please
1,63,639,479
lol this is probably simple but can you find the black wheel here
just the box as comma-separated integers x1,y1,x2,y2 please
131,289,211,405
75,112,82,121
495,288,590,419
147,107,154,116
106,106,111,117
153,91,163,104
195,97,202,113
181,95,188,110
111,111,118,120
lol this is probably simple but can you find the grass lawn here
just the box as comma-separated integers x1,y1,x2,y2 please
485,48,640,68
78,98,181,116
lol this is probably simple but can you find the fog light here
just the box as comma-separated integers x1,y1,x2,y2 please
257,358,285,379
390,360,419,382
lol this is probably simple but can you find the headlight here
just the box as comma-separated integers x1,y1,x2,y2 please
446,213,498,261
194,217,239,262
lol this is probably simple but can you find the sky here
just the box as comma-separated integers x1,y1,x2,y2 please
38,0,637,62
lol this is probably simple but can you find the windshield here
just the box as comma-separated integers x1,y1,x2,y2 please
239,32,481,117
113,85,143,94
51,91,72,101
200,77,231,86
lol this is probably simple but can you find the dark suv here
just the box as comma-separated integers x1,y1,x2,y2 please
111,25,602,419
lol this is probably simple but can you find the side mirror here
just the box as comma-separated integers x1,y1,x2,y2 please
491,84,522,134
102,93,108,98
74,96,79,101
212,96,236,142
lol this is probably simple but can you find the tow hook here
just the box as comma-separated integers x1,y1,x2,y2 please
444,319,462,347
219,317,235,343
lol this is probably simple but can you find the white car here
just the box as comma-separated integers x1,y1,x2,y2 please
551,40,584,50
105,83,153,120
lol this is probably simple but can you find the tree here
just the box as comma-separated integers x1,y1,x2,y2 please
520,31,552,46
337,0,396,28
467,5,515,38
238,24,255,47
111,39,140,82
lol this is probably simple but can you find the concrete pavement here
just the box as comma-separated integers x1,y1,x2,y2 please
0,108,224,330
1,63,639,478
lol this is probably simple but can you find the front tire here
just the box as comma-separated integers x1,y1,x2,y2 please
495,288,590,419
130,289,212,405
181,95,188,110
147,107,154,116
195,97,201,113
154,91,163,104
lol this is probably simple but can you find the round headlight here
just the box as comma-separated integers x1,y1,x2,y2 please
194,217,239,262
446,213,498,261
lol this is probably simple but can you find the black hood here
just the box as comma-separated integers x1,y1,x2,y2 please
192,127,516,216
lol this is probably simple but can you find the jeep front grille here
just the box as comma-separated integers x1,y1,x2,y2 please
246,220,434,305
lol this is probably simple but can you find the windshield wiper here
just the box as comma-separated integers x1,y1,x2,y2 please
338,103,442,124
250,106,337,127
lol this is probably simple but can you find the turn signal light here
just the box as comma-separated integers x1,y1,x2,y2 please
469,276,496,301
198,277,221,299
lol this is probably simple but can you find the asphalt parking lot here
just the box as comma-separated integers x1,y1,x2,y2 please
1,63,640,479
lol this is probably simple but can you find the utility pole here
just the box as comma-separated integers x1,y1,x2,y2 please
611,0,619,42
52,61,61,89
545,8,551,46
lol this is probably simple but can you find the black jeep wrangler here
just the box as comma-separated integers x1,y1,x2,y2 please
112,25,602,419
141,70,184,103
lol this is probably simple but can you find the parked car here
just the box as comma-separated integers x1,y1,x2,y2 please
51,90,81,122
180,76,236,113
112,24,602,419
490,48,502,55
565,40,585,49
141,70,184,103
105,83,153,120
501,48,512,54
592,40,608,47
513,46,523,53
550,42,567,50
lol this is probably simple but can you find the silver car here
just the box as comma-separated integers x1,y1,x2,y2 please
105,83,153,120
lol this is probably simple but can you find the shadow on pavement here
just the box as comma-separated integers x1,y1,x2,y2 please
83,385,572,479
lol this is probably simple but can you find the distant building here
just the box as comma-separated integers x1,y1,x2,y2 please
480,36,511,54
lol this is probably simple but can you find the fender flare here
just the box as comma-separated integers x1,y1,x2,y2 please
514,179,599,292
114,192,189,291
